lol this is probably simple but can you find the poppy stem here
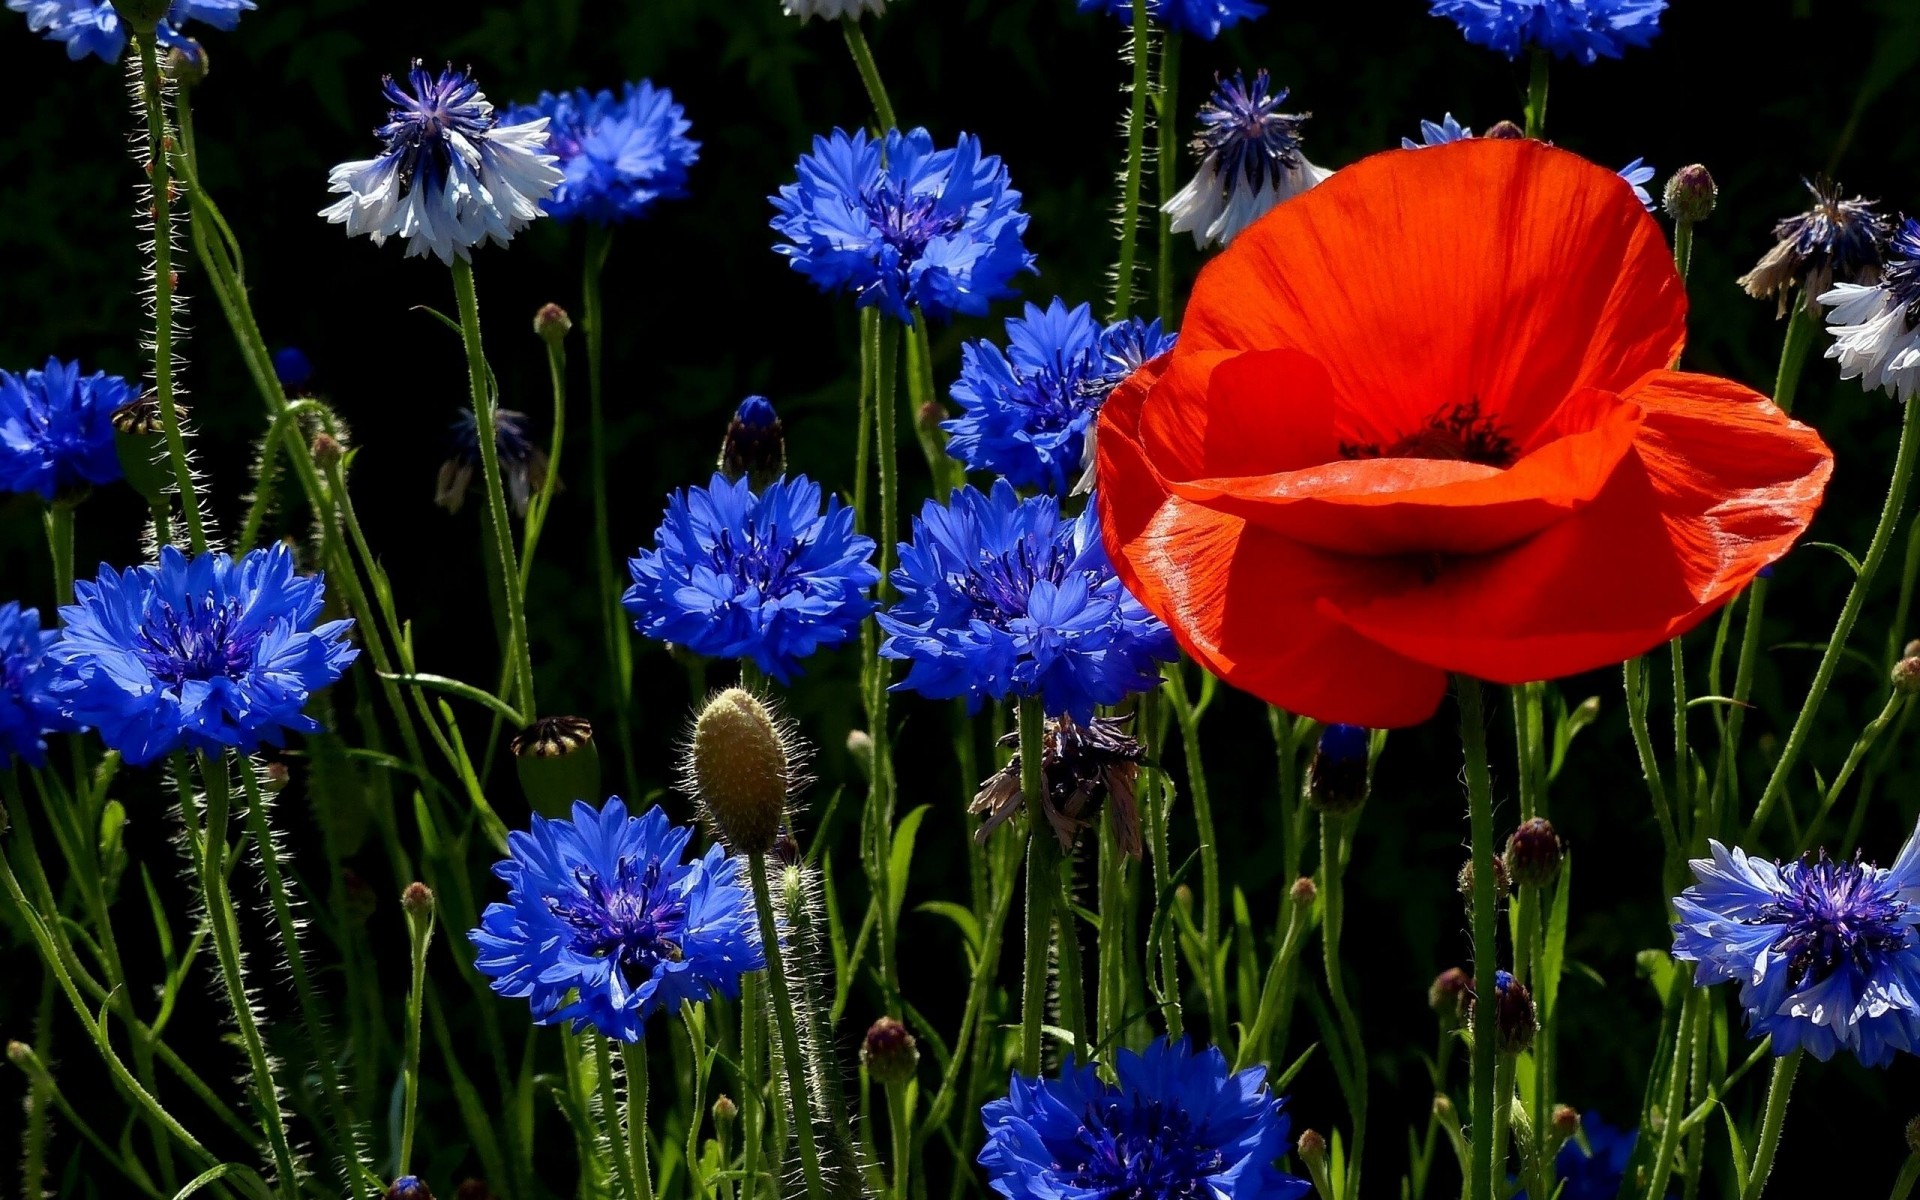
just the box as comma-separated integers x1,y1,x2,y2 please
1155,33,1182,324
746,849,830,1200
1110,0,1152,321
1748,393,1920,841
1018,700,1055,1077
1457,676,1499,1200
1740,1049,1802,1200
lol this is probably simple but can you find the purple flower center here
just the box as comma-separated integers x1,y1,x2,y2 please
1193,70,1308,196
1065,1099,1226,1198
551,856,690,976
377,64,494,196
134,598,259,686
707,526,808,598
955,536,1072,624
862,183,964,265
1757,853,1912,990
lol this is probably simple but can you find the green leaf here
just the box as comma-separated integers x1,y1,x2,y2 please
1539,851,1572,1018
1272,1041,1318,1090
915,900,984,958
379,671,525,726
170,1163,275,1200
888,805,930,925
1805,541,1863,575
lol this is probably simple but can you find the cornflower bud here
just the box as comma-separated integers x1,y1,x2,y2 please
861,1016,920,1086
1505,818,1564,887
1663,164,1716,224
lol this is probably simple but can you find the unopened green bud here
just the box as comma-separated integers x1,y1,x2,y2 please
401,881,434,917
512,716,601,819
534,303,572,343
1662,164,1716,224
688,689,792,854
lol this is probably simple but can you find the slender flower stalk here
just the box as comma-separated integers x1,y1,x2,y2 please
745,849,829,1200
1740,1050,1802,1200
580,228,636,794
1749,395,1920,839
1111,0,1150,321
621,1039,655,1200
841,15,897,129
134,33,205,552
1155,33,1181,321
398,882,435,1179
1017,700,1052,1077
1524,49,1548,138
451,259,538,719
1319,812,1367,1200
1458,677,1498,1200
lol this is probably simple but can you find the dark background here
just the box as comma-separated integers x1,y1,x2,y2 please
4,0,1920,1193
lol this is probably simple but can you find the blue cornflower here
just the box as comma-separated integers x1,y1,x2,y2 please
503,82,698,225
944,299,1177,495
0,358,133,501
1167,71,1330,250
9,0,252,64
272,347,312,392
1429,0,1666,63
1076,0,1265,39
624,473,878,684
322,61,562,265
1823,215,1920,403
0,603,73,769
879,481,1176,722
435,407,549,516
1400,118,1654,210
1671,828,1920,1067
471,798,764,1042
718,395,786,487
1742,177,1894,317
770,126,1035,325
979,1037,1309,1200
46,544,357,767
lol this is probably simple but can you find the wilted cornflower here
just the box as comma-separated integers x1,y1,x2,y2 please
0,603,73,769
879,481,1177,722
1514,1115,1645,1200
770,126,1034,325
9,0,251,64
322,61,562,265
972,711,1145,855
1671,828,1920,1066
46,544,357,767
1429,0,1666,63
0,358,132,501
1071,314,1178,495
624,473,878,684
503,81,698,225
978,1037,1310,1200
471,798,764,1043
1076,0,1265,39
1166,71,1331,250
1401,116,1655,209
435,407,548,516
1739,176,1893,316
944,299,1176,495
1821,216,1920,403
780,0,884,19
716,395,786,489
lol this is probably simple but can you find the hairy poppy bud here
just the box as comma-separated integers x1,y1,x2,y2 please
1663,164,1716,224
1505,818,1563,887
861,1016,920,1087
534,303,572,343
1306,723,1370,813
1906,1115,1920,1156
686,688,793,854
512,715,600,819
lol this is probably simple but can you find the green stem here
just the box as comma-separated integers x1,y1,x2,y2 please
841,16,898,130
1889,1156,1920,1200
520,327,569,586
1672,637,1692,841
1155,33,1181,323
1112,0,1151,321
1740,1051,1802,1200
1800,691,1907,851
747,850,828,1200
580,227,635,794
621,1039,655,1200
1524,50,1549,140
1237,879,1310,1072
1018,701,1054,1077
450,257,538,719
196,756,301,1195
1319,812,1367,1200
1164,665,1224,1048
598,1035,642,1200
240,770,371,1198
739,973,767,1200
398,882,434,1179
1749,395,1920,839
135,36,205,552
869,320,903,1012
1672,220,1694,280
1458,677,1498,1200
1642,989,1699,1200
1142,691,1183,1040
884,1080,911,1200
1491,1053,1516,1199
43,503,74,606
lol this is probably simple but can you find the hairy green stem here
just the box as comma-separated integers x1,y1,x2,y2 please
1018,701,1054,1076
1155,33,1182,322
1319,812,1367,1199
1740,1050,1802,1200
841,16,898,130
1458,678,1498,1200
747,851,828,1200
580,227,634,793
398,880,435,1178
1111,0,1150,321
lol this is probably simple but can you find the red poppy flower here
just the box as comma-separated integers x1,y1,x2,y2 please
1096,139,1833,727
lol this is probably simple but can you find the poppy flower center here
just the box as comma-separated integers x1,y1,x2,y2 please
1342,399,1518,468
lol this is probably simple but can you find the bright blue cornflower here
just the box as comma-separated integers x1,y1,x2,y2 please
1429,0,1666,63
1513,1115,1646,1200
9,0,252,64
0,603,73,769
1075,0,1264,39
503,81,698,225
1401,118,1654,210
1671,826,1920,1067
46,544,357,767
944,299,1177,495
879,481,1176,722
979,1037,1310,1200
471,798,764,1043
322,62,562,265
0,358,133,501
624,473,878,683
770,126,1034,326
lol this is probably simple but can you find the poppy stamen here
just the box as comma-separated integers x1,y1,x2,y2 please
1343,398,1517,467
